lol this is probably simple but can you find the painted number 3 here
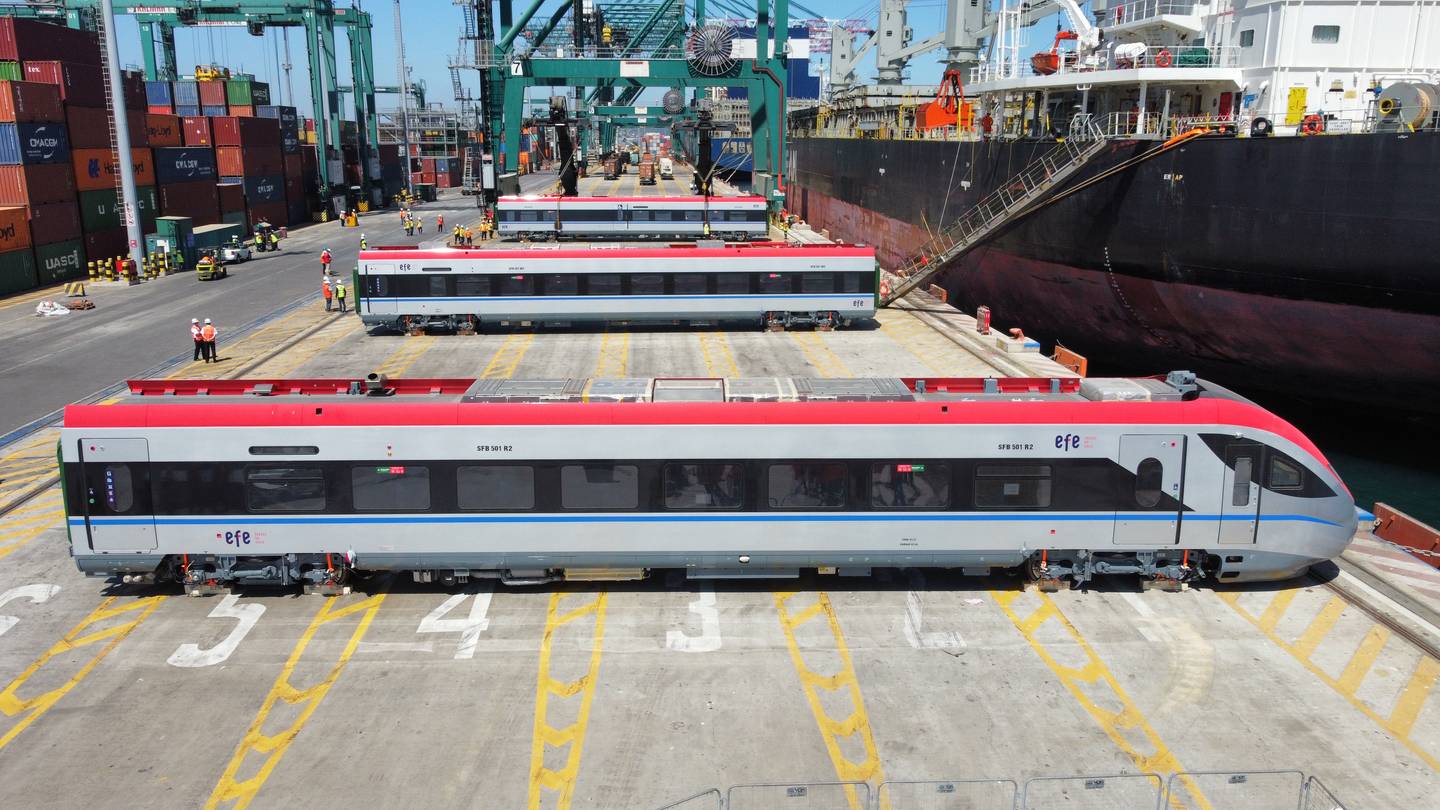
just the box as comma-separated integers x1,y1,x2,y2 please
224,530,252,546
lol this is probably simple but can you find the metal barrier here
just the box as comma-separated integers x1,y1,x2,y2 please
877,778,1017,809
1020,773,1164,810
1166,770,1305,809
726,781,870,810
1300,776,1349,810
655,789,724,810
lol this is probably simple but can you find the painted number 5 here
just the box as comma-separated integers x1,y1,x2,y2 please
0,584,61,639
167,594,266,668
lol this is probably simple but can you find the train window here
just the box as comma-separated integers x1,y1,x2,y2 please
768,463,848,509
246,467,326,512
760,273,793,294
683,210,703,222
543,274,579,296
840,273,867,294
630,210,651,222
1233,457,1253,506
629,274,664,295
974,464,1052,508
673,274,707,295
458,466,535,510
561,464,638,510
455,274,490,297
871,463,950,508
364,275,388,297
801,273,835,294
428,276,448,297
249,446,319,455
515,210,540,223
100,464,134,513
352,465,430,511
587,274,622,295
715,273,751,295
1134,458,1163,507
664,463,744,509
1268,456,1304,491
497,275,533,296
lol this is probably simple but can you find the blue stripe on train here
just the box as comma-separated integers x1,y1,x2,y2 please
68,513,1345,527
378,293,867,303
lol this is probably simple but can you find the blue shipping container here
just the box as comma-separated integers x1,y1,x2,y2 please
0,122,71,165
201,105,228,117
243,174,285,203
145,81,172,106
281,132,300,154
153,147,218,184
172,80,200,106
255,105,299,130
174,105,200,117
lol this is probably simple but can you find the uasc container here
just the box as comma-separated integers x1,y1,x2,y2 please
35,237,84,283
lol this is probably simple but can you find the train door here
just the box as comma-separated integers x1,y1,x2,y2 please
362,264,396,316
78,438,156,552
1113,434,1185,545
1219,444,1262,544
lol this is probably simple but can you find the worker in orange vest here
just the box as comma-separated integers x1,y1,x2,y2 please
190,318,204,361
322,276,334,311
200,318,218,363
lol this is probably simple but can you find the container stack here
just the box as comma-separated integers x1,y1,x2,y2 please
154,145,220,226
225,78,269,118
213,116,285,226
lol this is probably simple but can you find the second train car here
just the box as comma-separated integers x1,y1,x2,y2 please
495,195,769,241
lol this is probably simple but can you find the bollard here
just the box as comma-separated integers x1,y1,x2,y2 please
103,258,114,281
87,260,97,282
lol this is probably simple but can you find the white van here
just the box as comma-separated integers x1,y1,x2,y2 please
658,157,674,179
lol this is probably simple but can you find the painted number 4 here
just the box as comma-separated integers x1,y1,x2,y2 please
417,586,493,660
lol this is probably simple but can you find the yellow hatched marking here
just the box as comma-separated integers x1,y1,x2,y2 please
992,591,1210,810
594,331,629,378
789,331,852,378
0,491,63,562
877,310,1000,376
0,431,62,503
774,592,887,810
698,332,739,378
250,317,366,378
1217,590,1440,772
482,333,535,379
374,334,437,378
0,596,165,751
528,591,608,810
206,593,386,810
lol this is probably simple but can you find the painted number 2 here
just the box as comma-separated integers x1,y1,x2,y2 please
167,594,266,668
417,587,493,660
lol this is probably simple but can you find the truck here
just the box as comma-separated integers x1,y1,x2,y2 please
638,157,656,185
658,157,674,179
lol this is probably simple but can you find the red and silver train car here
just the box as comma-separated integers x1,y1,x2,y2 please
495,195,768,241
356,243,878,332
61,372,1356,594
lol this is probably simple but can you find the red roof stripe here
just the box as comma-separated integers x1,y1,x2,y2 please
361,245,876,261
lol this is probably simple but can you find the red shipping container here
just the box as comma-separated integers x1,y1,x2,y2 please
436,174,452,189
420,158,437,172
417,171,436,185
282,151,303,181
146,113,183,147
216,182,245,214
215,146,284,178
198,81,226,107
0,19,101,65
0,164,75,206
22,61,105,106
182,116,212,147
72,148,156,193
28,201,82,246
248,200,288,228
230,105,254,117
121,71,146,111
82,227,128,264
283,176,305,203
210,116,281,147
0,81,63,123
301,144,317,175
158,179,219,225
147,104,172,115
64,105,146,148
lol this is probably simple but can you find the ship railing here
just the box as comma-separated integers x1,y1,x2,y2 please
1167,114,1250,135
984,43,1239,83
1104,0,1200,26
1095,111,1165,138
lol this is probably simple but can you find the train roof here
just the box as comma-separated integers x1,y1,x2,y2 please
497,195,766,203
359,243,876,260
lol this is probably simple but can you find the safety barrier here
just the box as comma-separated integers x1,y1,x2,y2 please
652,769,1352,809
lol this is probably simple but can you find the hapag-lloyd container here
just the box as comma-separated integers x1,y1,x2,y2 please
216,146,283,177
211,116,281,147
0,80,62,123
153,147,217,184
0,205,30,251
0,163,74,205
145,113,182,147
71,147,155,192
0,19,101,65
158,179,219,226
21,61,104,106
0,122,70,164
29,200,83,245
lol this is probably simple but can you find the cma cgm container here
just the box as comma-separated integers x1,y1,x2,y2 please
211,116,280,147
153,146,217,184
0,244,37,295
215,146,283,177
145,113,182,147
158,180,219,226
0,163,74,205
0,205,30,251
0,19,101,65
71,148,154,192
181,116,212,147
0,81,62,123
0,122,70,164
29,200,83,246
35,238,84,284
78,186,159,233
21,61,104,106
64,105,144,148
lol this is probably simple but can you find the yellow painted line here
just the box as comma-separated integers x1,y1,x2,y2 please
0,283,74,312
481,333,535,379
1217,590,1440,772
0,492,62,562
249,317,366,378
698,332,739,377
594,331,629,378
1257,589,1299,633
206,593,386,810
374,334,437,378
992,590,1210,810
0,595,165,751
773,592,887,810
789,331,853,378
1290,597,1348,660
875,310,989,376
527,591,608,810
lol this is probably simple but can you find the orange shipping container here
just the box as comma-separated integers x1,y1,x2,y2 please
229,105,253,117
71,147,154,192
0,205,30,252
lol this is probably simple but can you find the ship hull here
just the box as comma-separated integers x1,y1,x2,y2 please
789,133,1440,410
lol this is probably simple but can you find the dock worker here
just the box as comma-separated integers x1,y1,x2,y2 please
452,224,462,245
269,231,279,251
360,233,368,250
200,318,218,363
254,231,265,252
320,247,332,275
190,318,204,361
322,276,333,311
437,214,444,231
334,279,348,313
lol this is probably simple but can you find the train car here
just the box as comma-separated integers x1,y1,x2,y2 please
495,195,769,241
356,243,878,332
61,372,1357,595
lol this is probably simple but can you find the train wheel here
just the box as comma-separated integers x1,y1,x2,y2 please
400,315,425,336
764,312,787,332
455,315,478,335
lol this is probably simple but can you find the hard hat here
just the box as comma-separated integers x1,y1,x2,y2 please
191,318,199,324
204,318,212,324
361,233,366,238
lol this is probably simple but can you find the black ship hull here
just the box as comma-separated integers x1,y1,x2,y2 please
788,133,1440,410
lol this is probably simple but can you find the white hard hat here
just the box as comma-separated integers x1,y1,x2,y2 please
361,233,366,237
204,318,212,324
191,318,199,324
